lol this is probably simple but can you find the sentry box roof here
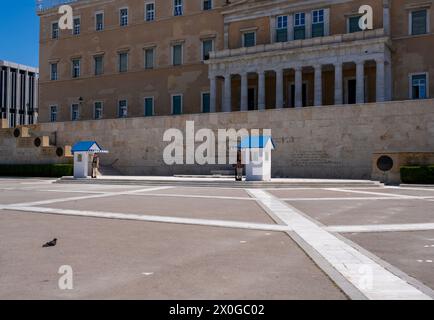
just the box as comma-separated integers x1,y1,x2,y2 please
239,136,275,149
71,141,109,154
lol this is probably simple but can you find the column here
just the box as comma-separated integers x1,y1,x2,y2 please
15,70,21,126
6,67,11,126
223,74,232,112
334,63,343,105
294,66,303,108
376,59,385,102
356,61,365,104
258,71,266,111
209,76,217,113
383,0,391,36
270,16,276,44
34,76,39,123
224,23,229,50
314,64,322,107
288,14,294,41
275,69,284,109
240,73,248,111
305,12,312,38
385,61,392,101
24,71,29,124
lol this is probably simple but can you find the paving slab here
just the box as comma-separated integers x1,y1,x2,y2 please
287,199,434,226
0,211,346,300
346,231,434,290
268,189,388,199
43,195,275,224
0,190,92,205
349,188,434,198
138,187,251,198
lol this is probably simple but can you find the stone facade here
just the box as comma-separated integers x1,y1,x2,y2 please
37,0,434,122
2,99,429,179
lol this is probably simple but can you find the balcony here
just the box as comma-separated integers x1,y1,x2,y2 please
36,0,78,12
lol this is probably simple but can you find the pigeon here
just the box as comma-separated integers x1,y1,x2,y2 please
42,238,57,248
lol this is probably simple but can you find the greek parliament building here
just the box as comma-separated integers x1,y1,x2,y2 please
37,0,432,123
0,60,39,127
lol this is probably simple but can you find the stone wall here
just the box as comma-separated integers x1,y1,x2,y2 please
3,99,434,179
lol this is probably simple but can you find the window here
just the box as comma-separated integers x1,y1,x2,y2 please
203,0,212,11
94,55,104,76
94,102,103,120
172,95,183,115
201,92,210,113
50,106,57,122
119,52,128,72
276,15,288,42
243,32,256,47
294,13,306,40
50,63,58,81
73,17,80,35
174,0,183,16
251,150,259,163
96,12,104,31
144,48,155,69
145,2,155,21
118,100,128,118
411,74,428,99
71,104,79,121
312,9,324,37
411,10,428,35
144,97,154,116
52,22,59,39
348,16,362,33
72,59,81,78
120,8,128,26
172,44,183,66
202,39,213,61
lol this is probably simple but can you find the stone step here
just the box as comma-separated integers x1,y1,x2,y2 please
57,177,382,189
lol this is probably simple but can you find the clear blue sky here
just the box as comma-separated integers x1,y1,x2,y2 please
0,0,39,68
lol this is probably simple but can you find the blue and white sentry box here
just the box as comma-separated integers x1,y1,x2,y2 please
240,136,275,182
71,141,108,179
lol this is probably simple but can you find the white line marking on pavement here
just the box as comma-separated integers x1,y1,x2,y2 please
326,223,434,233
279,197,420,201
326,188,431,199
247,189,432,300
8,186,174,207
2,206,291,233
387,186,434,192
128,193,254,201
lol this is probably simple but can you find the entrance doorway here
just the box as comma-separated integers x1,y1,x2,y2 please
346,78,357,104
290,83,307,107
248,87,256,110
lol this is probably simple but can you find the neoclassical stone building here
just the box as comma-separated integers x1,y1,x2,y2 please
0,60,39,128
37,0,433,122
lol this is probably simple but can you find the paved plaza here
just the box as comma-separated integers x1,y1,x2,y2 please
0,178,433,300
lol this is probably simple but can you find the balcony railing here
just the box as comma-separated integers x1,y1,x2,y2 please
36,0,79,12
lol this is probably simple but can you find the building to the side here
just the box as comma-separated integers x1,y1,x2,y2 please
37,0,432,122
0,60,39,127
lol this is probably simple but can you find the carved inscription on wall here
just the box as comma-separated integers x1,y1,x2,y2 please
289,151,343,167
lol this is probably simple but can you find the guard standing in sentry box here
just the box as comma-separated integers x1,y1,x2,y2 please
91,154,100,179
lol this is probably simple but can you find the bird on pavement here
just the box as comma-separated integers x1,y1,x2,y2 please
42,239,57,248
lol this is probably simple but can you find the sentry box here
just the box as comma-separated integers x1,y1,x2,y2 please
240,136,275,182
71,141,108,179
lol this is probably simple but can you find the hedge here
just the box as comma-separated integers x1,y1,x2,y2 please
400,166,434,184
0,164,73,178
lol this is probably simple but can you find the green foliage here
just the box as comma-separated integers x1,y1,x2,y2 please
400,166,434,184
0,164,73,178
